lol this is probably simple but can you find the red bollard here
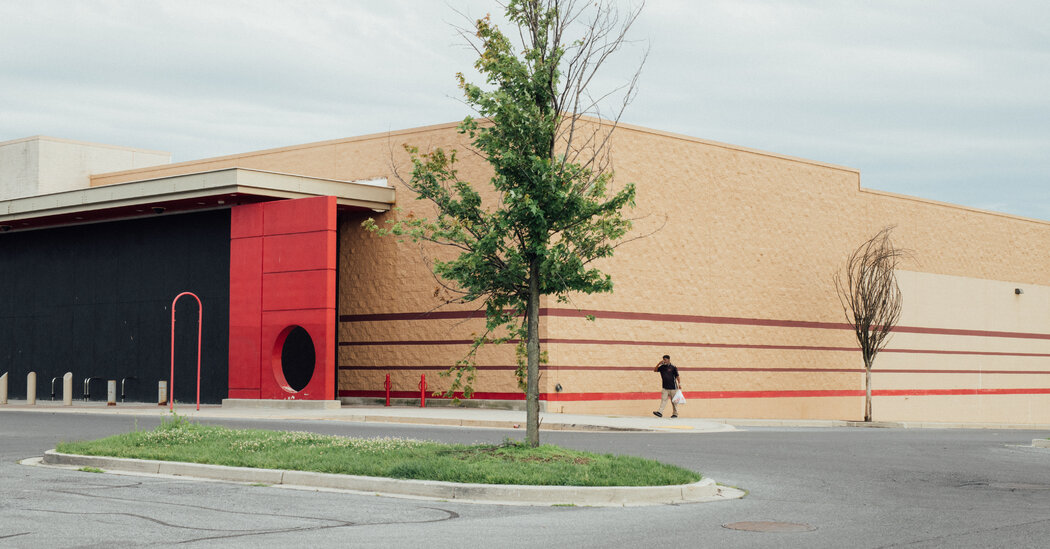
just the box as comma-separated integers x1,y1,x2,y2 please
419,374,426,408
384,374,391,407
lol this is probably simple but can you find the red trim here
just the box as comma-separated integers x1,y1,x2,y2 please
339,388,1050,401
338,307,1050,341
338,364,1050,375
874,388,1050,397
341,365,521,371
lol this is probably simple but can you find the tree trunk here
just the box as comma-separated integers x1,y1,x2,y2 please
525,259,541,447
864,364,872,422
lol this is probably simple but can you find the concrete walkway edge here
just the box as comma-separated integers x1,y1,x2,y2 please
37,450,743,507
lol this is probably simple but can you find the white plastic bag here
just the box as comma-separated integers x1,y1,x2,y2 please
671,389,686,405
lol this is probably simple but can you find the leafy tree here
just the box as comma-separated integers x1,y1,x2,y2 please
366,0,644,446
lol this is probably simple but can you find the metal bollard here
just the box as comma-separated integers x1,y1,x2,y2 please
27,372,36,405
158,381,168,406
419,374,426,408
0,372,7,405
63,372,72,406
385,374,391,407
107,380,116,406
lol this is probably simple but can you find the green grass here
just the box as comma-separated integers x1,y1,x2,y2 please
56,415,700,487
78,466,104,473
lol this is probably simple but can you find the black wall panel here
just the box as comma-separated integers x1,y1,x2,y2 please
0,210,230,404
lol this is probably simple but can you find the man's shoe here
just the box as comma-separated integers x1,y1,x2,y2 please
653,411,662,417
671,414,678,418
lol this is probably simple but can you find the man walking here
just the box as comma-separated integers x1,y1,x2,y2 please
653,354,680,418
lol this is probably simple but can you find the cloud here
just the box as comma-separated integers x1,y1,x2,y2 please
1,0,1048,218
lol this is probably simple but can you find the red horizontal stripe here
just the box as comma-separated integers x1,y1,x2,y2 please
874,388,1050,397
339,388,1050,401
341,390,526,400
338,339,852,351
339,364,1050,375
339,307,1050,341
340,365,520,371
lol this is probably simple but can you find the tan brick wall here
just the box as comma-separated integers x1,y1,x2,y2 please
100,120,1050,423
327,122,1050,423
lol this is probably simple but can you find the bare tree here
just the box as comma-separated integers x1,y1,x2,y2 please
835,226,909,422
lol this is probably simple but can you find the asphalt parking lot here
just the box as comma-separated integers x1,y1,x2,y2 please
4,410,1050,548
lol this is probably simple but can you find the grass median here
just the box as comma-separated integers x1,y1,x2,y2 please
56,414,702,487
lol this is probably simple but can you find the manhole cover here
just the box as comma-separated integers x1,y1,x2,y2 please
723,521,816,533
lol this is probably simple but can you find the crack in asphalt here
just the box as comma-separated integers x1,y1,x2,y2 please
21,508,258,532
48,487,367,523
28,484,463,543
0,532,31,540
172,507,461,545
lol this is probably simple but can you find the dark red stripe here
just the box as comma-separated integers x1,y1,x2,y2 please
874,388,1050,397
339,388,1050,401
337,339,853,351
339,365,520,371
339,307,1050,341
338,364,1050,375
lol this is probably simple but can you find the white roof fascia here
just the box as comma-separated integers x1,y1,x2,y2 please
0,168,395,222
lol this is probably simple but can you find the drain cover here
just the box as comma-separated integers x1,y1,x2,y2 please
723,521,816,533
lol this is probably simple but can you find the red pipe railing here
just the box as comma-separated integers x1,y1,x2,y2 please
419,374,426,407
384,374,391,406
169,292,202,411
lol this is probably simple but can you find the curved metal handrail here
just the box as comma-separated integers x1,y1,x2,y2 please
170,292,203,411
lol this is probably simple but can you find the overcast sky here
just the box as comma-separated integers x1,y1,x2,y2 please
2,1,1048,219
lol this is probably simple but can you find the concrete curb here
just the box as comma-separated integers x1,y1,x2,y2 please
39,450,740,506
1033,439,1050,448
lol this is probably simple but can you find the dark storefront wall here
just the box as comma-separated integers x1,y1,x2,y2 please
0,210,230,403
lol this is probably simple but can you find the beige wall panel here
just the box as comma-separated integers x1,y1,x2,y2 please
340,318,518,344
896,270,1050,333
545,342,856,371
872,352,1050,373
874,372,1050,391
544,315,857,348
340,343,517,368
883,333,1050,355
546,369,859,394
341,368,522,395
553,397,861,420
875,395,1050,424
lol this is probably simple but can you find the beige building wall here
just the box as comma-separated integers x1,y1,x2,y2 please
91,121,1050,423
1,136,170,200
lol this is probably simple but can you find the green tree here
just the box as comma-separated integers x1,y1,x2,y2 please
366,0,644,447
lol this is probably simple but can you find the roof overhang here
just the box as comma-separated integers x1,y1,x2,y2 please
0,168,395,232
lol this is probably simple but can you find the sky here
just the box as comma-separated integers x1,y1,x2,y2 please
2,1,1048,219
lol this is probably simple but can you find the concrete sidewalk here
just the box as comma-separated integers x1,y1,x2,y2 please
6,400,1050,431
0,400,736,433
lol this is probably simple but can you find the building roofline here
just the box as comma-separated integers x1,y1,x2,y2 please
88,121,465,184
0,135,171,156
0,167,394,230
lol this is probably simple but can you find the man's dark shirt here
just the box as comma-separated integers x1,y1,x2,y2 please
657,363,679,390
